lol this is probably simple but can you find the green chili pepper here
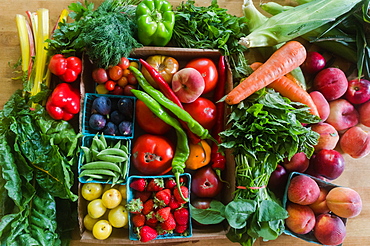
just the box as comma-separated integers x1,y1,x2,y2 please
136,0,175,46
131,89,189,201
129,66,216,143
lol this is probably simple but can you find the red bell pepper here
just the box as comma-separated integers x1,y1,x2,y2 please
48,54,82,82
46,83,80,121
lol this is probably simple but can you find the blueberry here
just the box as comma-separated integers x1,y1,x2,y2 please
89,113,106,131
92,96,111,115
118,121,132,136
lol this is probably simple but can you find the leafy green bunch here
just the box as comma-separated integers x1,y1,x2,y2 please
48,0,142,68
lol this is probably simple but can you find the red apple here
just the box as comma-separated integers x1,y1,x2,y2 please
191,166,222,198
282,152,309,173
307,149,345,180
313,67,348,101
172,68,205,103
301,51,326,74
326,99,359,131
345,78,370,104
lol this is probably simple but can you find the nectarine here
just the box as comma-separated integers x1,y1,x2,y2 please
313,67,348,101
326,99,359,131
314,213,346,245
287,175,320,205
340,126,370,159
326,187,362,218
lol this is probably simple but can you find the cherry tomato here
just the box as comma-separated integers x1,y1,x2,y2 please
126,73,138,85
108,65,123,81
182,97,217,130
185,58,218,94
132,134,174,175
123,84,137,96
136,100,172,135
105,80,116,91
111,85,125,95
118,57,130,70
117,76,128,88
130,61,139,69
96,84,109,94
92,68,108,84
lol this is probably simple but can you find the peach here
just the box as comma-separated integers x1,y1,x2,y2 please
309,91,330,121
309,187,330,214
326,187,362,218
340,126,370,159
287,175,320,205
314,213,346,245
313,67,348,101
358,99,370,127
172,68,205,103
285,203,316,234
311,122,339,151
282,152,309,173
326,99,359,131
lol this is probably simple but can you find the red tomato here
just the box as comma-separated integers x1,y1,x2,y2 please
118,57,130,70
185,58,218,94
132,134,174,175
108,65,123,81
182,97,217,130
105,80,116,91
123,84,137,96
136,100,172,135
126,73,138,85
110,85,124,95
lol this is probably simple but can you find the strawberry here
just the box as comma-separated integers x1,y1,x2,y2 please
156,206,171,222
147,178,164,192
174,224,188,234
164,178,177,190
130,178,147,192
126,198,143,214
145,219,158,229
138,225,158,242
160,212,176,232
173,207,189,225
146,211,158,224
173,185,189,204
142,199,155,215
154,188,172,207
168,195,182,210
132,213,146,227
135,190,152,203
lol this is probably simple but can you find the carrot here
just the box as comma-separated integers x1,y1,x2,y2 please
250,61,319,116
225,41,307,105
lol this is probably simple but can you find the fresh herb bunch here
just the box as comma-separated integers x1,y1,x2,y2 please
172,0,251,80
48,0,142,68
220,88,320,245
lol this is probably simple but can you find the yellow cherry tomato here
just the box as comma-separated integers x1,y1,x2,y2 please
185,140,211,170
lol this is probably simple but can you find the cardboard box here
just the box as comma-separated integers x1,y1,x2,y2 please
77,47,235,244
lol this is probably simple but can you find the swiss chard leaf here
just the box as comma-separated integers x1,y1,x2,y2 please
225,199,256,229
190,200,226,225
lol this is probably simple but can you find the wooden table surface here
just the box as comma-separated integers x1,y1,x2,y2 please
1,0,369,245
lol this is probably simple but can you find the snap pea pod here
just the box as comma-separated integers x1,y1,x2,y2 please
129,66,216,143
131,89,189,202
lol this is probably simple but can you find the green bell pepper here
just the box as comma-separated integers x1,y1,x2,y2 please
136,0,175,46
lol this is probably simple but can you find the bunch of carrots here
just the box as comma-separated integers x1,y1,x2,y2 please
225,40,319,117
